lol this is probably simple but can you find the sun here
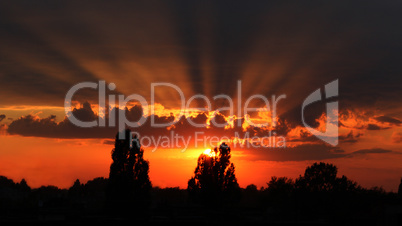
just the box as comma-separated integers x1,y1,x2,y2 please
203,148,216,157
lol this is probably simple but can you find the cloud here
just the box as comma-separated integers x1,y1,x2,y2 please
351,148,393,155
391,132,402,143
0,114,5,122
0,124,7,135
374,116,401,126
339,110,400,131
239,144,347,162
7,102,117,138
5,102,246,140
6,101,398,162
338,130,362,143
366,124,384,130
102,139,115,145
238,144,395,162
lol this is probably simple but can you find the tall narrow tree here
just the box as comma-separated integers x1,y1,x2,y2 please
107,129,151,212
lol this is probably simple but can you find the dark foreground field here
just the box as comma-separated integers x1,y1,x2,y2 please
1,176,402,225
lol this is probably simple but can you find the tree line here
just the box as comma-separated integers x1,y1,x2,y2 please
1,129,402,223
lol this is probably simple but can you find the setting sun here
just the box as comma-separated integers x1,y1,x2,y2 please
203,148,216,157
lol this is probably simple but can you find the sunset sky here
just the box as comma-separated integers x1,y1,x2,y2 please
0,1,402,191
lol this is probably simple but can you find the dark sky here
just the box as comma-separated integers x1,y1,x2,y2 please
0,1,401,114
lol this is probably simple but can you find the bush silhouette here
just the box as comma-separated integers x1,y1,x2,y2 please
187,143,241,205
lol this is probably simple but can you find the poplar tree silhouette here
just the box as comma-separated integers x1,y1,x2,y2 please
187,143,241,205
107,129,151,212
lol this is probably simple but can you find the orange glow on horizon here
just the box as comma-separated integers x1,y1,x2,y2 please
0,134,401,191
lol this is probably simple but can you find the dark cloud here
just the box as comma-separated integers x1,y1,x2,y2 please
338,131,362,143
352,148,392,155
239,144,395,162
2,100,295,150
7,114,58,137
374,116,402,126
286,130,320,143
6,102,238,139
339,110,400,131
332,149,345,154
7,103,117,139
0,114,5,122
366,124,384,131
239,144,347,162
102,139,115,145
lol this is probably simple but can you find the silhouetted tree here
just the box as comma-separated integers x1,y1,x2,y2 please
295,162,338,192
68,179,85,209
334,175,360,192
83,177,108,210
295,162,359,193
264,176,295,212
398,178,402,198
0,176,16,189
0,176,30,198
69,179,83,192
266,176,294,195
85,177,108,195
34,186,67,208
107,129,151,213
68,179,84,199
245,184,258,193
17,179,30,192
187,143,241,205
294,162,361,219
